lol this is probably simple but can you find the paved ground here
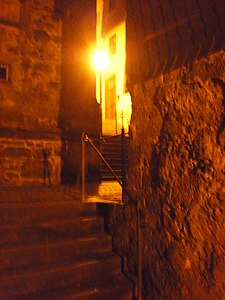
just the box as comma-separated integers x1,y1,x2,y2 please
0,181,123,204
84,181,122,204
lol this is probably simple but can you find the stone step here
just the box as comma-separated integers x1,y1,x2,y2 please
0,201,97,225
15,274,133,300
0,254,121,298
0,217,104,245
101,135,129,180
101,148,128,156
101,168,124,173
0,186,133,299
101,139,128,153
101,144,127,151
0,235,112,271
101,156,128,165
0,186,79,203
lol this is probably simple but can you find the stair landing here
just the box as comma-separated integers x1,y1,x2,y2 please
84,180,123,204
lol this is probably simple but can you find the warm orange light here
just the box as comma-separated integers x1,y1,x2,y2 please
93,50,109,71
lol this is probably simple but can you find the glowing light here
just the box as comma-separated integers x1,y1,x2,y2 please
93,50,109,71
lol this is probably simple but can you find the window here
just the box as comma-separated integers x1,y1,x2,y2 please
0,0,21,26
0,64,10,82
109,35,116,56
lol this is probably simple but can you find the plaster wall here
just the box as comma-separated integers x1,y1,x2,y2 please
102,21,131,134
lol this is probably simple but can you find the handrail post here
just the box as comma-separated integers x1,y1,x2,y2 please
81,133,85,201
121,127,125,201
85,135,123,187
115,111,117,134
121,111,124,130
137,198,142,300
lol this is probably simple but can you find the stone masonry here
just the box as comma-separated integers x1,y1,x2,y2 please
110,49,225,299
104,1,225,298
0,0,62,185
0,135,61,185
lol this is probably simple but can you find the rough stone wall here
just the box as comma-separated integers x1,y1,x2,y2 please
0,0,61,131
110,50,225,299
0,135,61,185
0,0,62,185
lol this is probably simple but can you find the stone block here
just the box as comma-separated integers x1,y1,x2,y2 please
1,147,31,158
0,136,61,185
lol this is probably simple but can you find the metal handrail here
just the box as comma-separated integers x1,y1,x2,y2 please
81,132,127,201
81,132,142,298
86,134,123,187
83,133,123,182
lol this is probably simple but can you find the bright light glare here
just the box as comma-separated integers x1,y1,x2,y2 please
93,50,109,71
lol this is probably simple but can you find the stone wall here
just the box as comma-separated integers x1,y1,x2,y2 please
110,50,225,299
59,0,100,183
0,131,61,185
0,0,62,185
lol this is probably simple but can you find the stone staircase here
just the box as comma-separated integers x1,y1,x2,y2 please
0,186,133,299
101,134,129,181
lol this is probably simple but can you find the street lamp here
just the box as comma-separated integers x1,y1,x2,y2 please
93,50,109,135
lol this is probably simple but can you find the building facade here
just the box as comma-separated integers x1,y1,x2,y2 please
0,0,62,185
96,0,131,135
0,0,98,185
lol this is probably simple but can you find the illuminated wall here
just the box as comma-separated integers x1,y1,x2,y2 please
96,0,131,135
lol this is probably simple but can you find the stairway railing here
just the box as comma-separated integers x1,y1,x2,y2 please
81,130,127,202
81,132,143,299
